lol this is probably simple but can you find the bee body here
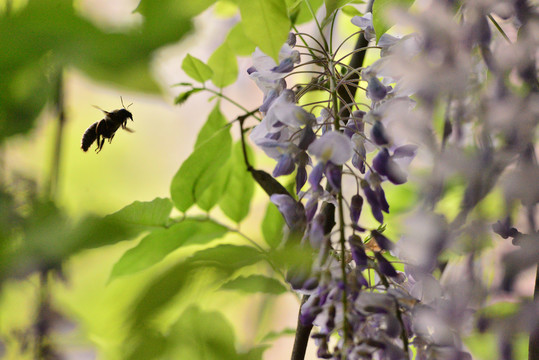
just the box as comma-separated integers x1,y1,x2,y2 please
81,121,98,152
81,102,133,153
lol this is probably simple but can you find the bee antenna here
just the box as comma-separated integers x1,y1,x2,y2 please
120,96,133,109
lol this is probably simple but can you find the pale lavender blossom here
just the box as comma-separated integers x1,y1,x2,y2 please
351,12,375,41
307,131,353,165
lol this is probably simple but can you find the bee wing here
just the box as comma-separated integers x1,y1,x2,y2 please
92,105,110,115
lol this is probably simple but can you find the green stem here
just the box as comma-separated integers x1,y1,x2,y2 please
293,28,323,59
203,87,262,121
37,68,65,360
328,9,338,54
336,0,374,120
303,0,329,52
238,114,252,169
46,70,66,200
328,57,350,348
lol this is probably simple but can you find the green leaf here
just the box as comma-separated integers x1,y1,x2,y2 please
269,242,313,272
194,105,233,210
136,0,217,19
288,0,324,25
170,125,232,212
341,5,362,16
221,275,287,295
133,0,208,47
181,104,232,211
125,328,167,360
189,244,265,271
129,245,263,328
372,0,414,42
238,0,290,62
196,162,231,211
110,218,228,280
175,88,203,105
0,60,51,143
110,219,228,280
324,0,353,18
261,202,285,249
207,43,238,88
219,141,255,223
65,215,136,251
131,262,196,326
13,210,133,279
261,328,296,342
106,198,173,228
80,58,162,93
215,1,240,17
181,54,213,83
225,22,256,56
167,306,239,360
195,103,228,148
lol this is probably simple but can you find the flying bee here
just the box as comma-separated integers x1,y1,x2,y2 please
81,97,134,153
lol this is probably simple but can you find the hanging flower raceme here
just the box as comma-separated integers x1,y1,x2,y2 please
245,21,421,359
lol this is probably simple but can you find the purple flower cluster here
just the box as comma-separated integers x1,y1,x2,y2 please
247,0,539,357
247,27,420,357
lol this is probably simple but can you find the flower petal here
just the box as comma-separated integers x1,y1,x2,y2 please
308,131,353,165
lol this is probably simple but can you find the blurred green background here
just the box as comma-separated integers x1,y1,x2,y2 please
0,1,299,358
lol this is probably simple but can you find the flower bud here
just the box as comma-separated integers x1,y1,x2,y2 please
296,165,307,194
350,194,364,224
371,230,393,251
362,181,384,223
349,234,368,267
325,162,342,191
375,252,398,277
371,120,390,145
287,32,297,47
373,148,408,184
367,76,388,102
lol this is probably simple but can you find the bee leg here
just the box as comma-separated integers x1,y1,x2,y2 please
97,138,104,153
108,133,115,144
96,135,104,153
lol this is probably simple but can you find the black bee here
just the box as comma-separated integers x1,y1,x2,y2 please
81,98,134,153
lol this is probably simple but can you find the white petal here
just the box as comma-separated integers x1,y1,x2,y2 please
252,47,277,72
308,131,353,165
351,12,372,29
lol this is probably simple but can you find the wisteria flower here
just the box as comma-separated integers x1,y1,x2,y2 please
351,12,375,41
372,144,417,184
307,131,353,165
